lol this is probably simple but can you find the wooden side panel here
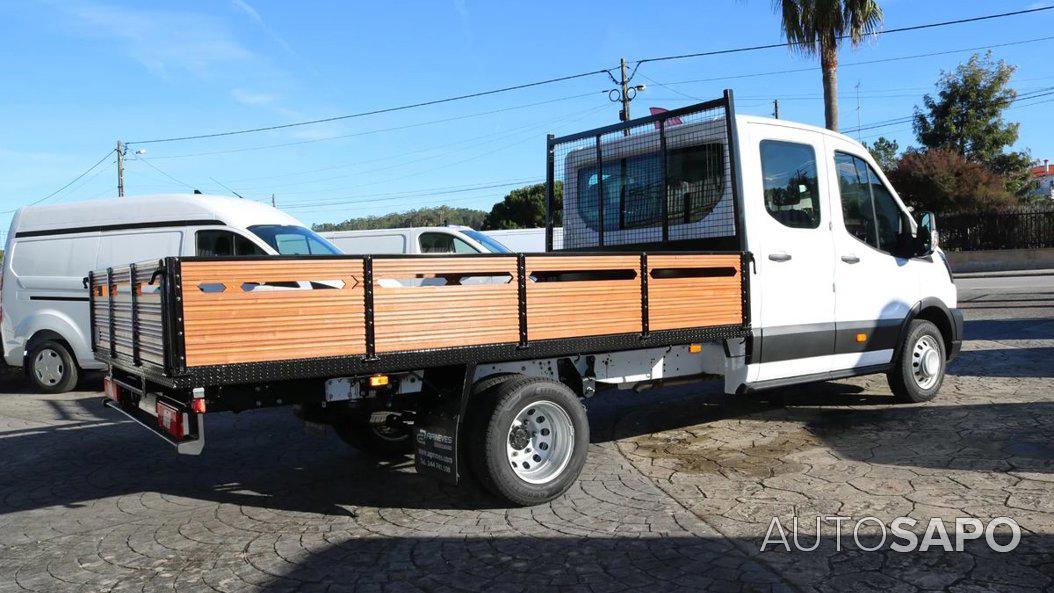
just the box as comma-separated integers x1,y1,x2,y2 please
647,254,742,331
372,257,518,352
525,255,642,340
180,259,366,366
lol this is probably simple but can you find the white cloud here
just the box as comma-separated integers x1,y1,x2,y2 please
230,0,298,59
56,2,255,78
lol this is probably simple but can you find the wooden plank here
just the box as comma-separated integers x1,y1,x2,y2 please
646,254,742,331
180,259,367,367
525,255,641,340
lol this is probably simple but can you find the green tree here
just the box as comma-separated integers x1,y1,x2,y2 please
914,52,1020,163
313,205,487,232
482,182,562,230
864,136,899,171
774,0,883,131
913,52,1036,199
887,148,1017,214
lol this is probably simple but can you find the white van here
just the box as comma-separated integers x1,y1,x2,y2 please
322,226,510,254
2,194,340,392
480,227,563,252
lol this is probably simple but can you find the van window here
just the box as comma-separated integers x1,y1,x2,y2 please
420,232,478,254
759,140,821,229
11,236,99,277
196,230,266,256
248,225,340,255
97,231,182,269
834,153,877,245
575,143,725,232
835,152,908,254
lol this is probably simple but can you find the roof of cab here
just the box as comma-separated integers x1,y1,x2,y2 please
12,194,304,235
735,114,869,151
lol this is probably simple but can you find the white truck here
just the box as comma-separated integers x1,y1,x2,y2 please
91,91,961,506
323,226,512,255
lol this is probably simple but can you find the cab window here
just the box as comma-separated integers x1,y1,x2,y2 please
419,232,478,254
834,152,909,255
196,230,266,256
759,140,821,229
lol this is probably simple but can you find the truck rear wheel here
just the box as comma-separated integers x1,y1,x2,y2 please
334,410,414,457
25,340,79,393
888,319,946,403
468,376,588,506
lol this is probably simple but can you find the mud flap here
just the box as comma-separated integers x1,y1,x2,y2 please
413,364,474,485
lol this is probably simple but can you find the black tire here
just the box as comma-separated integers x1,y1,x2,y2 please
888,319,946,403
24,340,79,393
468,376,588,506
334,410,414,457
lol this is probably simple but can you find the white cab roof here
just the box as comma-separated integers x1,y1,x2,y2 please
13,194,304,234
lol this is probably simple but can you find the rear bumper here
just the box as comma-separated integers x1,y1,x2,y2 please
948,308,964,361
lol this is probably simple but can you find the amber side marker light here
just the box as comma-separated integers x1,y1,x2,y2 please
369,374,390,388
856,333,868,343
689,344,702,353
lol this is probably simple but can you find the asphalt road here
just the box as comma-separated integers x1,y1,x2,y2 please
0,279,1050,592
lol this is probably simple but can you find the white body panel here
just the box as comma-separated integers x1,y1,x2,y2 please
1,194,325,372
322,226,510,255
480,227,564,252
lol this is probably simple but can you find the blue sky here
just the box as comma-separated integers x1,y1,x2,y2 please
1,0,1051,231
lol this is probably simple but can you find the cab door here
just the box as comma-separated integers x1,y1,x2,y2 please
824,137,921,371
743,123,837,383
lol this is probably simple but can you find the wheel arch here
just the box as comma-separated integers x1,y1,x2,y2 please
896,298,955,361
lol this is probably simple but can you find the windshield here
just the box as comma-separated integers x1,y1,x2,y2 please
247,225,341,255
462,230,512,253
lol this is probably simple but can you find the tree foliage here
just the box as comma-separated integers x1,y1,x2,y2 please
482,182,562,230
864,136,899,172
914,52,1021,164
774,0,883,131
887,148,1017,214
313,206,487,232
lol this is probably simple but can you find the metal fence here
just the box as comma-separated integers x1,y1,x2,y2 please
939,209,1054,251
546,91,741,251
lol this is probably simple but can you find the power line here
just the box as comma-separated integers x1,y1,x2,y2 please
121,6,1053,147
634,5,1054,65
1,150,115,214
134,157,198,191
127,69,616,145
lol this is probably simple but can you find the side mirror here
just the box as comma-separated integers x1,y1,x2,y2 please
916,211,937,257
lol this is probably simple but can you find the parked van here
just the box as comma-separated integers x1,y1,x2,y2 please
481,227,563,252
2,194,340,392
322,226,510,254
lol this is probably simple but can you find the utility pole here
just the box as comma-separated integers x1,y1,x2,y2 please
270,193,276,208
855,82,862,141
116,140,125,197
619,57,631,122
773,99,780,119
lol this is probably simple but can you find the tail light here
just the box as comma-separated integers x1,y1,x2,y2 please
156,401,186,439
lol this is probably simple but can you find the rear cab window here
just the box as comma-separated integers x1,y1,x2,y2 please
759,140,821,229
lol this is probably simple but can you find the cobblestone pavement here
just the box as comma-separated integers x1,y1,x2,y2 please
0,293,1051,592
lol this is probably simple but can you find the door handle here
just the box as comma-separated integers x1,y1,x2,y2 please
841,254,861,264
768,252,792,262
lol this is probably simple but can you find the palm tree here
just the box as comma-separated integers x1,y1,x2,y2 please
774,0,883,131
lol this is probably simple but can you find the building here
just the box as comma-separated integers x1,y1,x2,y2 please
1032,160,1054,200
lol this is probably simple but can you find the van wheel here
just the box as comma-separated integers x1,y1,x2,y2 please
25,340,79,393
888,320,946,403
468,376,588,506
334,411,414,457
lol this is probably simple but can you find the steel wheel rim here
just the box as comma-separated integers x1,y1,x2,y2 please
911,335,941,390
506,400,574,485
33,348,65,387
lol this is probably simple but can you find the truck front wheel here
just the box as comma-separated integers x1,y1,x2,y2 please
468,376,588,506
888,319,946,403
